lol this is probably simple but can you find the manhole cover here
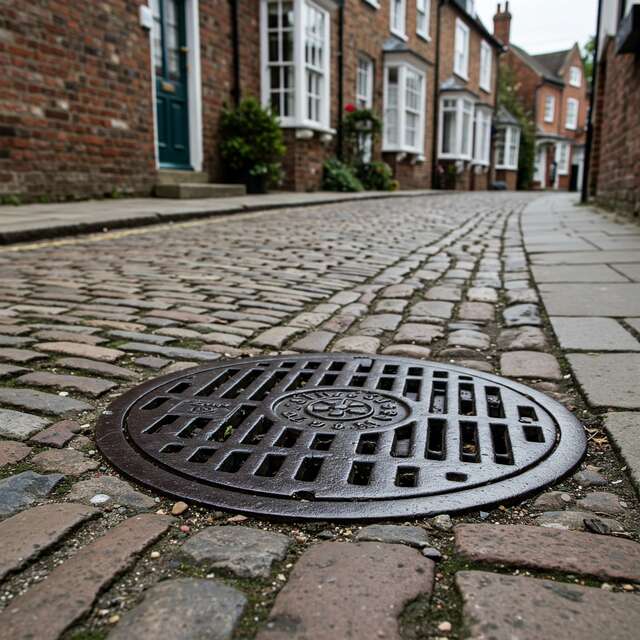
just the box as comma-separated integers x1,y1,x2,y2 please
96,355,586,520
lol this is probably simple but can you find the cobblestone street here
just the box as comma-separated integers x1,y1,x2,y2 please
0,191,639,639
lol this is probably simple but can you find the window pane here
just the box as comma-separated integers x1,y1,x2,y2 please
461,110,471,156
442,109,456,154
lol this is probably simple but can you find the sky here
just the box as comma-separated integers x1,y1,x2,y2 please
474,0,599,54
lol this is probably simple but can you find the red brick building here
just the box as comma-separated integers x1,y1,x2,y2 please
589,0,640,216
493,2,589,191
0,0,507,202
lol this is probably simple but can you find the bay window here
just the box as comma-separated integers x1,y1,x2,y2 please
439,96,474,160
454,19,470,79
495,126,520,170
565,98,579,130
383,61,426,154
473,108,492,166
390,0,407,39
416,0,430,40
261,0,332,130
479,41,492,92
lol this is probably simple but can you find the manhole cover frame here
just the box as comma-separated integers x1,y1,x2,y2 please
96,354,586,521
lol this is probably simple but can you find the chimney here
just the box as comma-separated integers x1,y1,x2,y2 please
493,1,512,46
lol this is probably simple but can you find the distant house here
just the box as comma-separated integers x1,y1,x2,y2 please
493,2,588,191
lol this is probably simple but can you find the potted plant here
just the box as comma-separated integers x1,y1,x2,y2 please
219,98,286,194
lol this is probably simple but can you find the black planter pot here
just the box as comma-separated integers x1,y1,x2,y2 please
246,173,268,194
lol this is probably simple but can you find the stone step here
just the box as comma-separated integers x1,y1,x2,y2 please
154,183,247,199
156,170,209,185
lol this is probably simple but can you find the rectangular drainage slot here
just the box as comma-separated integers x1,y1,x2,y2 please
222,369,265,399
211,405,255,442
305,361,321,370
349,375,367,387
144,414,179,434
254,454,286,477
177,417,210,439
446,472,468,483
141,396,171,411
426,418,447,460
196,369,239,397
433,371,448,378
377,377,394,391
242,416,274,445
523,424,545,443
485,387,505,418
408,367,423,376
329,361,345,371
160,443,184,454
318,373,338,386
356,433,379,455
490,423,514,465
391,424,414,457
295,457,323,482
459,383,476,415
403,378,421,401
285,371,313,392
275,428,301,448
356,359,373,373
383,364,399,374
460,421,480,463
348,461,374,485
218,451,250,473
518,405,539,424
280,362,296,368
395,466,419,487
250,370,288,401
310,433,335,450
429,381,448,414
188,447,217,464
167,381,192,394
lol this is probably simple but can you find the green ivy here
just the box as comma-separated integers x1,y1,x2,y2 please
322,158,364,192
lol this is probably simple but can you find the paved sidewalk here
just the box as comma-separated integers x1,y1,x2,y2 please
0,191,638,640
0,189,437,244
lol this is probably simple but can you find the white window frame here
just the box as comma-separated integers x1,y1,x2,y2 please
473,107,492,166
565,97,579,130
555,142,570,175
390,0,407,40
260,0,332,132
454,19,470,80
569,65,582,87
438,95,475,161
544,95,555,123
356,55,374,109
363,0,380,7
383,61,426,155
496,125,520,170
479,41,492,92
416,0,431,40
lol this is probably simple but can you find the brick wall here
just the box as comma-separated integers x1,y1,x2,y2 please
495,168,517,190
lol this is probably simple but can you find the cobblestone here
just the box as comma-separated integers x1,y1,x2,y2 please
0,471,64,517
0,387,92,416
500,351,562,380
0,440,32,466
17,371,116,397
32,448,99,475
67,476,156,511
0,408,50,440
35,341,125,362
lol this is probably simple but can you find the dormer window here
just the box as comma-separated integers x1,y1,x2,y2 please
569,66,582,87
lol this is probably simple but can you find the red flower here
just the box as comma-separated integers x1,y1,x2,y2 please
345,103,356,113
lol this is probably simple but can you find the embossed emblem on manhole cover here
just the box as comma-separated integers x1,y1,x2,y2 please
96,354,586,521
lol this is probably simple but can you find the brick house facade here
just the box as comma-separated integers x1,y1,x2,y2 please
492,2,588,192
589,0,640,216
1,0,507,202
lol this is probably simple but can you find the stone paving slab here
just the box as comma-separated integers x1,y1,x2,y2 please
550,317,640,351
530,250,640,265
539,284,640,316
256,542,434,640
456,571,640,640
531,264,630,282
605,412,640,490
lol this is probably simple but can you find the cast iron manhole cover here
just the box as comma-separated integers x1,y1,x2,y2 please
96,355,586,520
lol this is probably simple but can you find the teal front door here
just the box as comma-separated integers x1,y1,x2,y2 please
152,0,190,168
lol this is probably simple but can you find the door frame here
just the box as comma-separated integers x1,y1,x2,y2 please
149,0,203,172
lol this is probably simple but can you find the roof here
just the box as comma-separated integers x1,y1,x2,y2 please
449,0,504,50
510,44,565,85
440,75,479,98
496,105,520,127
532,50,571,76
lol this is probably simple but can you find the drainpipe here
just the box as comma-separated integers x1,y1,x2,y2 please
431,1,444,188
337,0,345,160
581,0,602,204
229,0,241,106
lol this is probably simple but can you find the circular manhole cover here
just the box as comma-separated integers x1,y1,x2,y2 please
96,354,586,520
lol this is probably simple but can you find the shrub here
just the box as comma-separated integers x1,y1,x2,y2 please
322,158,364,192
342,107,382,167
357,161,396,191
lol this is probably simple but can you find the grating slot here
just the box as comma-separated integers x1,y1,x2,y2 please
391,424,414,457
275,428,301,448
430,381,448,413
285,371,313,392
328,361,345,371
426,418,447,460
459,383,476,415
167,381,191,394
518,405,539,424
318,373,338,386
356,433,380,455
250,370,288,401
242,416,274,444
356,359,373,373
211,405,255,442
377,377,394,391
295,457,323,482
408,367,423,376
218,451,250,473
255,454,286,477
310,433,335,450
305,361,321,370
222,369,265,399
433,371,448,378
348,461,374,485
523,424,545,443
189,447,217,463
446,472,468,482
141,396,170,411
177,417,210,439
490,423,514,465
349,375,367,387
196,369,240,397
280,362,296,368
460,421,480,463
395,466,419,487
383,364,399,375
144,414,179,434
485,387,505,418
403,378,421,401
160,443,184,454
